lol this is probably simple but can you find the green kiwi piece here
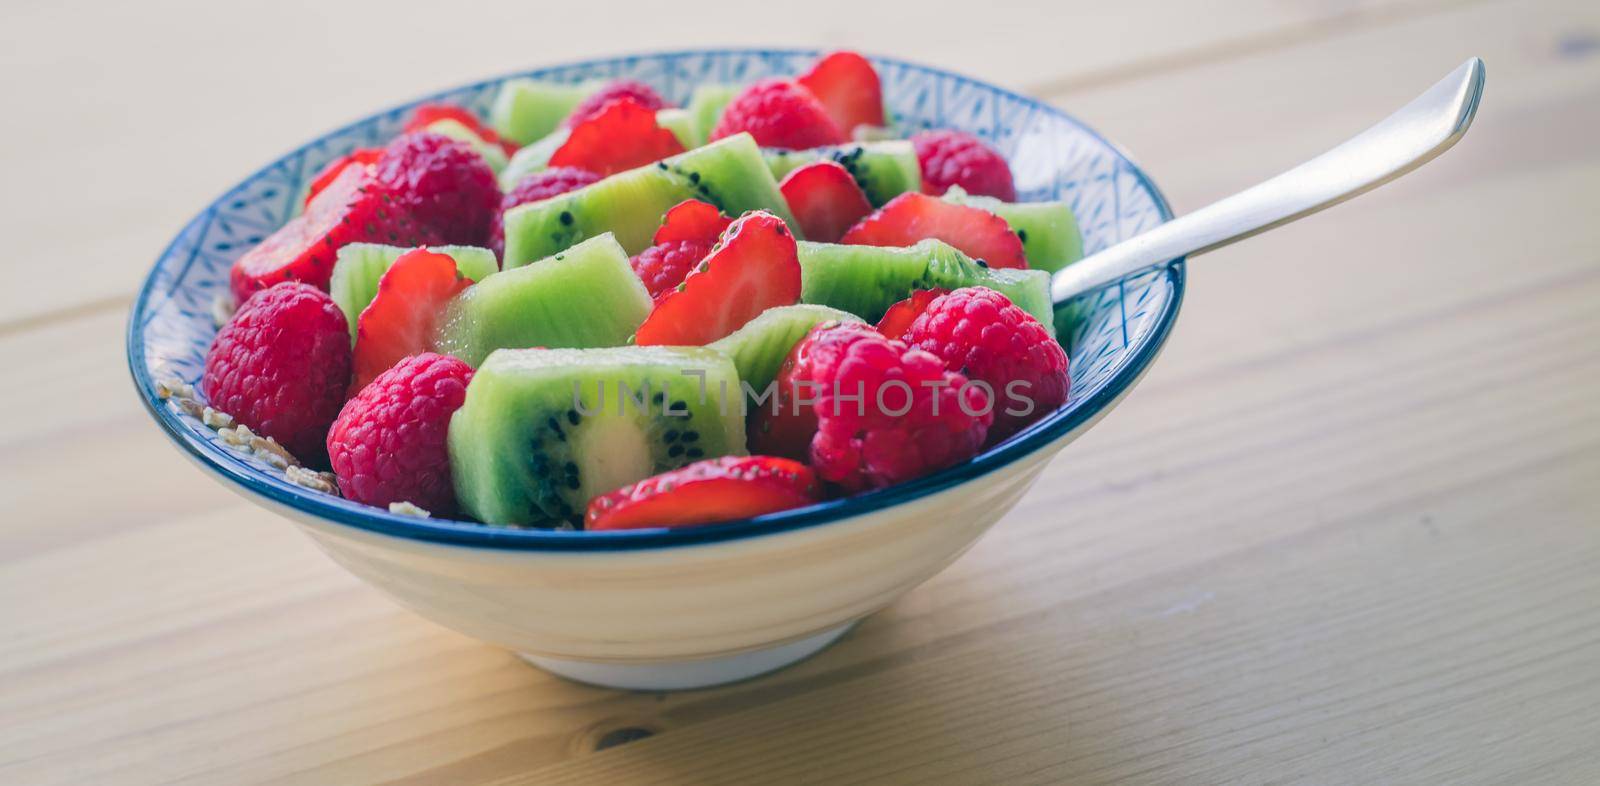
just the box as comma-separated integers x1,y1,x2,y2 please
654,108,698,149
942,186,1084,273
501,133,798,267
449,345,747,527
797,239,1054,331
488,78,601,146
709,305,864,394
329,244,498,342
764,141,922,206
423,118,508,174
686,84,739,146
433,234,650,367
498,109,697,191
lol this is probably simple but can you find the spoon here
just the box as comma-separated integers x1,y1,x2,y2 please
1050,57,1487,303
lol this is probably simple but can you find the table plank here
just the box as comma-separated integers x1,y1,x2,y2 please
3,0,1600,783
0,0,1468,327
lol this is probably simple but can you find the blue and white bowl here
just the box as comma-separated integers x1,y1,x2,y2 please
128,49,1184,690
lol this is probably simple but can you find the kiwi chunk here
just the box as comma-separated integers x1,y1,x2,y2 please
329,244,498,342
501,133,797,267
488,78,600,146
422,118,508,174
764,141,922,206
449,346,747,526
686,84,738,146
943,186,1084,273
798,240,1054,331
709,305,864,394
433,234,650,367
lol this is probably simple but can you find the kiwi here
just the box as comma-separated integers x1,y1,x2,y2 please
798,239,1054,331
943,186,1084,273
709,304,864,394
329,244,498,342
498,109,698,191
686,84,739,146
488,78,601,146
422,118,508,174
501,133,798,267
764,141,922,206
449,345,747,527
433,234,650,367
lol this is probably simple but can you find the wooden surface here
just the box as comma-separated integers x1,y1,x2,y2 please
3,0,1599,782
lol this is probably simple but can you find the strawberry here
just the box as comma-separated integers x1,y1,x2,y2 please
653,199,732,245
548,97,685,177
630,200,733,299
232,164,428,303
875,288,951,340
633,211,801,346
404,103,518,156
304,147,381,207
586,456,821,531
796,51,885,134
840,192,1028,269
352,248,471,391
778,160,873,243
710,79,847,150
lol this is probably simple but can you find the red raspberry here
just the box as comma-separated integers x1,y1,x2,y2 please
912,130,1017,201
711,79,847,150
564,79,668,127
905,287,1069,444
203,282,352,462
326,353,474,513
489,166,601,258
631,240,711,300
763,322,991,491
373,131,501,248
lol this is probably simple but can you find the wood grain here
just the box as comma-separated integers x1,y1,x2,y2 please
4,0,1600,783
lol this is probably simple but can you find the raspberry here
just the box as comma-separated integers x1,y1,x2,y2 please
203,283,352,462
326,353,474,512
912,130,1017,201
905,287,1069,443
564,80,668,127
766,322,991,491
373,131,501,248
710,79,847,150
631,240,711,299
489,166,600,258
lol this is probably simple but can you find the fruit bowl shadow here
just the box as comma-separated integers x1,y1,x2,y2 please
128,49,1184,690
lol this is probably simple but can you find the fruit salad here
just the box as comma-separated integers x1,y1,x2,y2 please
183,51,1087,531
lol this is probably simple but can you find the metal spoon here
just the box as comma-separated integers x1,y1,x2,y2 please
1050,57,1487,303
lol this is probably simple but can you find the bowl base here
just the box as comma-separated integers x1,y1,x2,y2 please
518,621,855,691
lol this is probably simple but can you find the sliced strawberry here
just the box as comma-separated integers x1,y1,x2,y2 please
233,165,428,303
352,249,471,391
405,103,518,156
586,456,821,531
840,192,1028,269
796,51,885,134
547,97,686,177
876,288,952,340
778,161,873,243
654,199,732,245
303,147,381,208
633,212,802,346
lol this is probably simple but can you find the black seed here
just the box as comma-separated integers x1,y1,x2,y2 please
657,162,668,170
1016,229,1028,243
688,171,700,183
567,475,581,490
664,430,679,442
564,462,578,475
682,430,699,442
559,211,573,226
975,258,989,268
547,417,561,433
567,409,580,426
668,444,684,458
686,447,704,459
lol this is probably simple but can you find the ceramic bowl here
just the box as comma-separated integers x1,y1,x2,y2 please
128,49,1184,690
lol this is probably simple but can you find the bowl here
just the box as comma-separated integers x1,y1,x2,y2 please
128,49,1184,690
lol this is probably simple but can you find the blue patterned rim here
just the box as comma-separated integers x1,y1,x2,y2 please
127,48,1186,552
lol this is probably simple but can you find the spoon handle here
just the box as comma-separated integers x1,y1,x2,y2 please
1050,57,1486,304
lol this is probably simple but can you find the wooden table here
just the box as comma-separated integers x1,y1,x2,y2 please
4,0,1598,782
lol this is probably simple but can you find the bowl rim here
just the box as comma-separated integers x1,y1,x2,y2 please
126,47,1186,553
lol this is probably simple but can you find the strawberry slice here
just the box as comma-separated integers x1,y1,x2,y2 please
304,148,382,208
352,249,471,391
875,288,952,340
548,97,686,177
778,161,873,243
633,211,802,346
405,103,518,156
654,199,732,245
233,165,429,303
586,456,821,531
796,51,885,134
840,192,1028,270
